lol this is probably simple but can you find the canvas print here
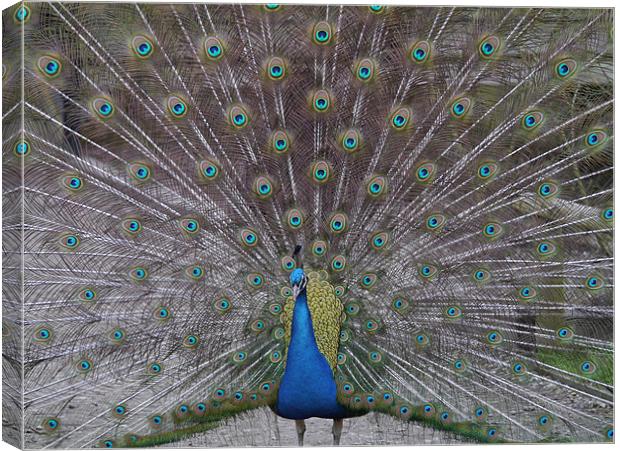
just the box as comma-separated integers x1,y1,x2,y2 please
2,2,614,449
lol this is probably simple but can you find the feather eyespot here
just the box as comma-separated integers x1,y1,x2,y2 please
369,5,385,13
360,273,378,289
311,89,332,113
269,350,282,363
214,297,232,313
331,255,346,272
240,227,259,248
271,130,290,154
517,286,538,302
62,175,84,192
473,406,488,421
390,296,410,315
425,213,447,232
337,353,347,365
536,414,553,432
522,111,544,130
415,161,436,183
536,180,559,199
555,326,574,341
14,5,30,23
13,140,30,157
181,334,199,349
473,268,491,283
340,129,362,153
281,256,296,272
76,358,94,374
205,36,225,60
232,350,248,365
585,129,607,148
580,360,596,375
246,273,264,288
444,305,462,319
109,328,125,344
37,55,62,78
43,417,61,433
365,318,381,333
59,233,80,250
92,97,114,119
585,274,604,290
131,35,154,58
482,221,503,239
167,96,188,118
34,326,53,343
198,159,220,181
554,58,577,79
186,265,204,280
286,208,304,230
78,288,96,303
228,105,250,129
311,240,328,257
512,361,527,376
153,307,170,321
112,404,127,418
450,97,472,118
179,218,200,235
312,21,333,45
410,40,430,63
367,175,387,197
334,285,346,297
601,206,613,222
454,358,467,373
127,162,151,182
390,107,411,130
370,231,389,250
355,58,376,82
311,160,332,184
253,175,274,199
479,35,500,58
329,212,348,234
418,264,438,281
266,56,286,80
477,161,499,181
263,4,281,11
485,330,503,345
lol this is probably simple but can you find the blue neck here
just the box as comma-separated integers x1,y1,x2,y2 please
275,289,347,419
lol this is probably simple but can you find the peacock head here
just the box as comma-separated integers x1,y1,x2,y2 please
290,268,307,299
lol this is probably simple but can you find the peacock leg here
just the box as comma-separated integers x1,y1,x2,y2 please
295,419,306,446
332,419,344,445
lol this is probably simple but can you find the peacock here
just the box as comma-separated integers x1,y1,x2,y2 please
2,2,614,448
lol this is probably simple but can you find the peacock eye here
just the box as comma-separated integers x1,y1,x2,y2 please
369,5,385,13
14,5,30,23
454,358,467,372
479,35,500,58
473,406,488,421
312,21,332,45
477,161,499,180
522,111,544,130
180,218,200,235
264,4,281,11
232,350,248,364
214,297,232,313
13,140,30,157
110,328,125,343
62,175,84,192
585,274,604,290
34,326,53,343
128,163,151,182
266,56,286,80
486,330,503,345
580,360,596,374
341,129,362,153
360,273,378,289
154,307,170,321
366,175,386,197
518,286,538,302
271,130,290,154
473,268,491,283
77,358,93,373
113,404,127,417
92,98,114,119
410,40,430,63
311,160,331,184
355,58,376,82
131,35,154,58
43,417,60,432
329,213,348,233
59,233,80,250
554,58,577,79
79,288,96,302
168,96,188,118
205,36,225,60
512,361,527,375
482,221,503,239
444,305,462,319
450,97,472,118
37,56,62,78
370,231,389,250
198,160,220,181
368,350,383,363
311,89,332,113
240,228,259,247
390,107,411,130
415,162,436,183
186,265,204,280
147,362,163,374
585,130,607,148
253,175,274,199
601,206,613,222
228,105,250,128
556,326,574,341
129,266,148,281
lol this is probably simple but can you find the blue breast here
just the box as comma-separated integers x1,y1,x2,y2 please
276,290,348,420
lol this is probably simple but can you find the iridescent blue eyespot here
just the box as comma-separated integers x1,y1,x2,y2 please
410,41,430,63
555,58,577,79
14,5,30,23
205,37,224,60
479,36,500,58
44,418,60,432
601,207,613,222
